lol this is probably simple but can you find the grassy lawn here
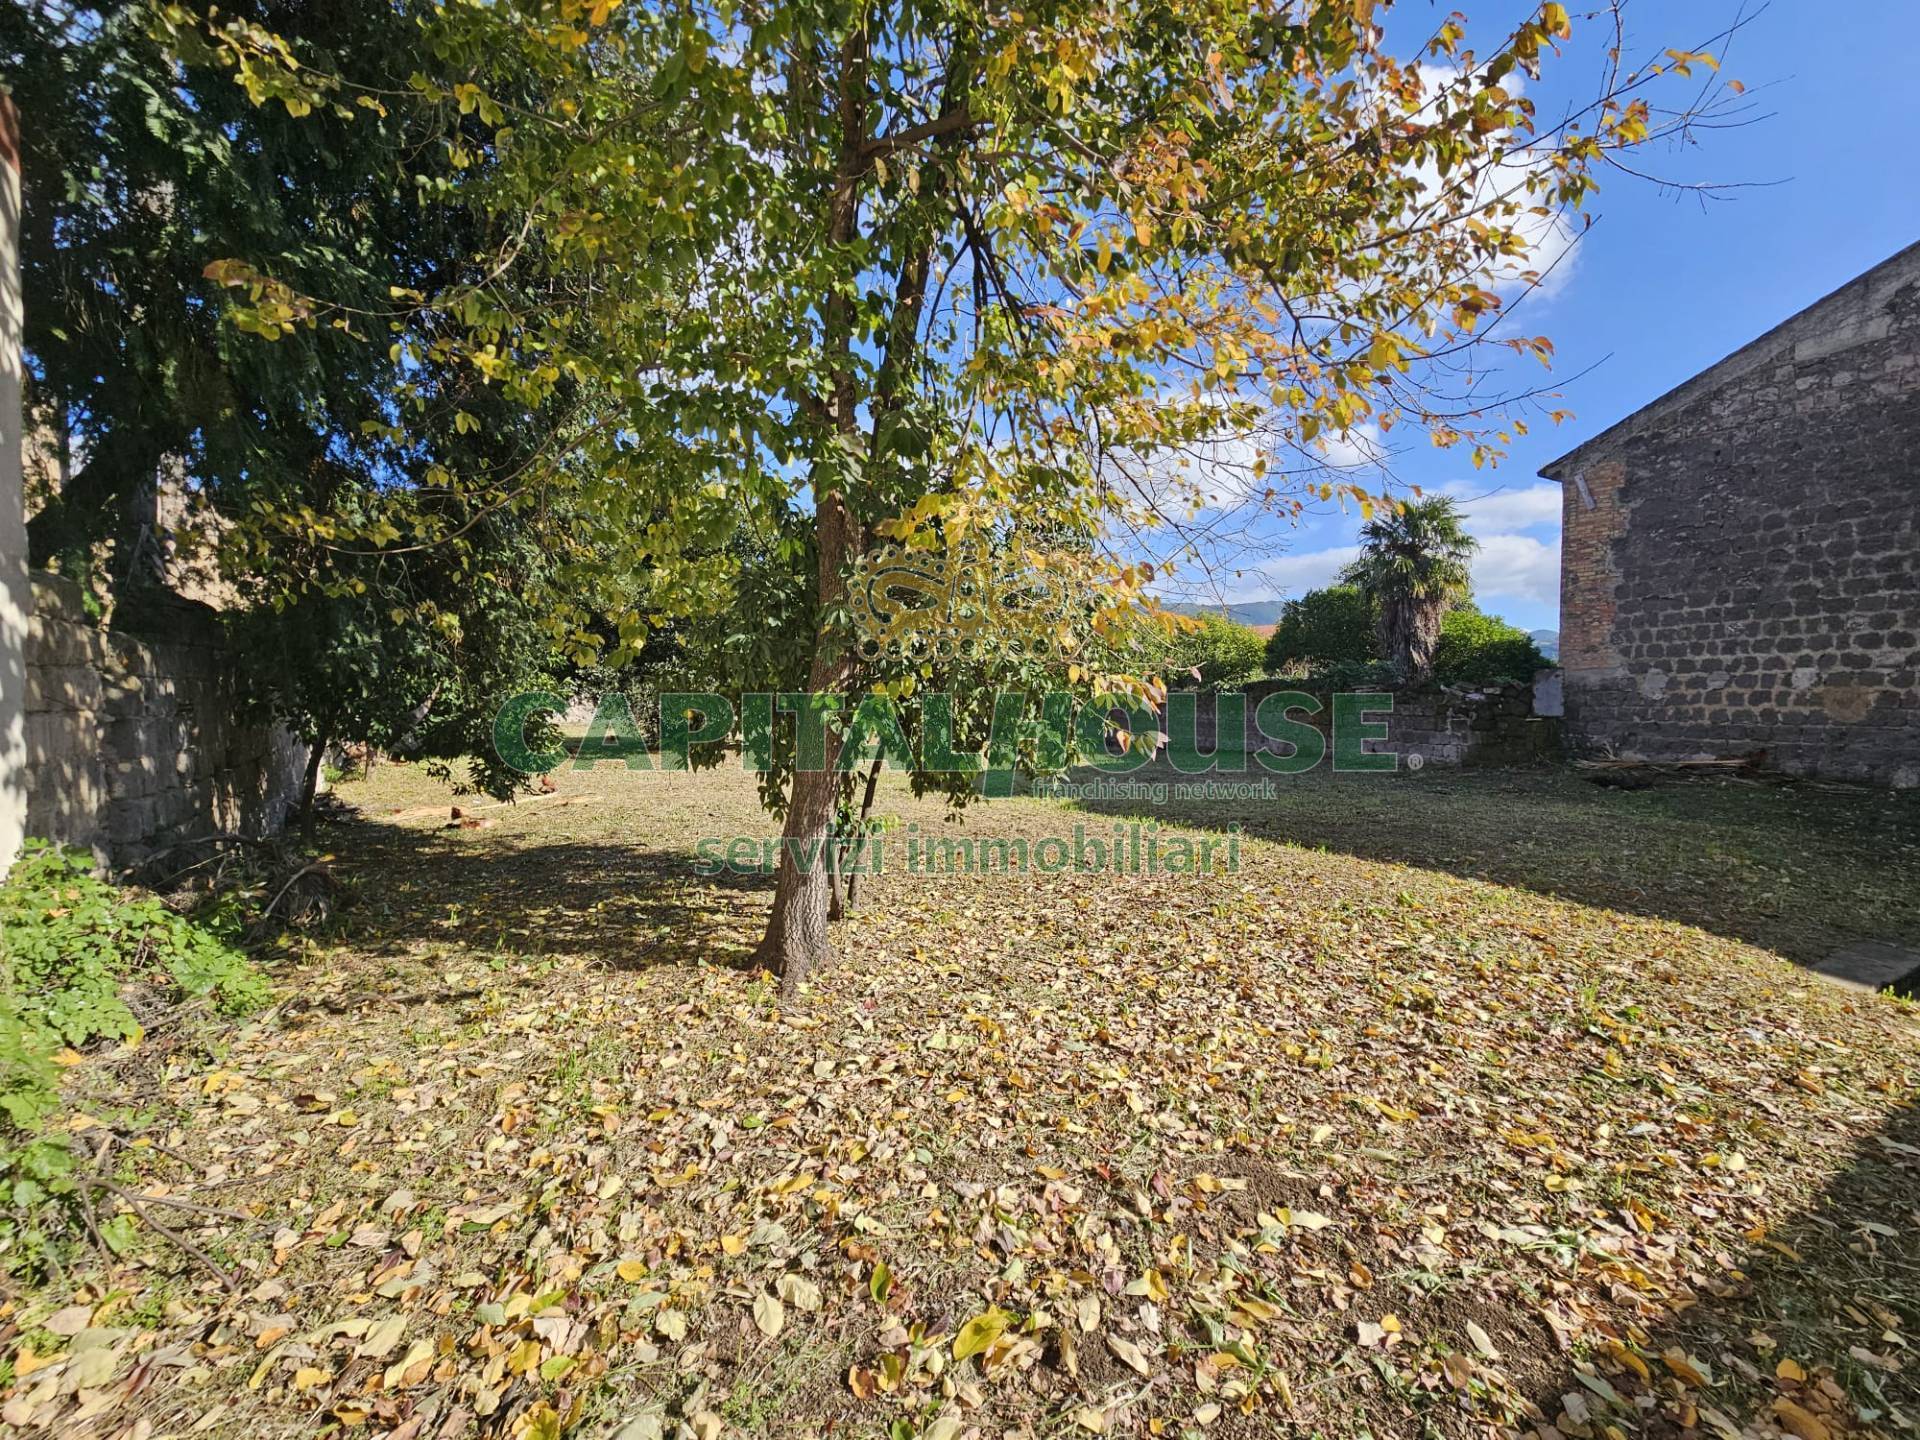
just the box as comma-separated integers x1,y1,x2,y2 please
7,759,1919,1440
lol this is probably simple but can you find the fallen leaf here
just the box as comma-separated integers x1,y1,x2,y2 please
356,1314,407,1360
1772,1398,1831,1440
1662,1347,1712,1388
752,1292,785,1340
777,1273,822,1312
1105,1333,1153,1376
953,1308,1010,1362
43,1305,92,1337
1280,1208,1335,1231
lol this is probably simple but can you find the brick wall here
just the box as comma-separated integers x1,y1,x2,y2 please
1543,243,1920,788
24,572,312,868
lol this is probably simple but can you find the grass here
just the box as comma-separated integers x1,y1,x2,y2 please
2,756,1917,1440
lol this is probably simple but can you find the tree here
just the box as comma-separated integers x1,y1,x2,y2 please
1161,614,1267,690
1266,586,1379,674
10,1,446,570
9,1,603,799
1342,498,1478,681
1432,605,1548,687
165,0,1747,991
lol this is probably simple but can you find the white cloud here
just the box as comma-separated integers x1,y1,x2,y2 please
1470,532,1559,607
1102,394,1269,513
1318,421,1386,474
1256,543,1362,598
1407,64,1581,301
1441,481,1562,531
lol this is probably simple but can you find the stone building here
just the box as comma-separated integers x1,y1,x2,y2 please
1540,241,1920,788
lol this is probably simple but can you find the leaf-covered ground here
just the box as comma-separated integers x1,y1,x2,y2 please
6,760,1919,1440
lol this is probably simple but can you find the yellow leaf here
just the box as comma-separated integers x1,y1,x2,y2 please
953,1308,1010,1362
1662,1347,1711,1387
382,1338,434,1390
616,1259,648,1282
356,1314,407,1360
1607,1341,1650,1382
1772,1399,1831,1440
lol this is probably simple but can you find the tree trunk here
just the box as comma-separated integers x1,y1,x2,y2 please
827,826,848,923
1380,600,1442,683
754,30,872,998
756,758,845,988
298,727,329,838
842,758,882,911
753,492,859,995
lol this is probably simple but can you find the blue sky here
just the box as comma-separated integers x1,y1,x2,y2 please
1212,1,1920,635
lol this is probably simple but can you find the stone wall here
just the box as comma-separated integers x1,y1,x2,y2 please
1161,678,1560,769
1544,242,1920,788
24,572,311,868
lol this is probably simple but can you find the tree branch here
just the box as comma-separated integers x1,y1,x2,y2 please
862,103,978,160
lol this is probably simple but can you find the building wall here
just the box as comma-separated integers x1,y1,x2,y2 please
0,96,26,874
24,572,312,869
1550,247,1920,787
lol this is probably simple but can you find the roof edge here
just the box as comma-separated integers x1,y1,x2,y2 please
1538,237,1920,481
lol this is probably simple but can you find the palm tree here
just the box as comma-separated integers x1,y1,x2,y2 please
1342,497,1477,681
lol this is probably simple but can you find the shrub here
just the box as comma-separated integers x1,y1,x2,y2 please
1431,608,1549,687
1266,585,1378,673
1300,657,1399,692
1163,613,1267,689
0,841,267,1266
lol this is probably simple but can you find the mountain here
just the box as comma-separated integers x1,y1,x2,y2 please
1165,599,1287,628
1530,629,1559,660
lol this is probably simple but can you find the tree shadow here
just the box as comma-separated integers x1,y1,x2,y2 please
1057,759,1920,972
1511,1095,1920,1437
303,803,775,976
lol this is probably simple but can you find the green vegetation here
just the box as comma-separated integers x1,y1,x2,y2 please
0,841,266,1272
1267,583,1548,689
1266,584,1377,673
1342,497,1479,680
1432,606,1549,686
1160,613,1268,689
